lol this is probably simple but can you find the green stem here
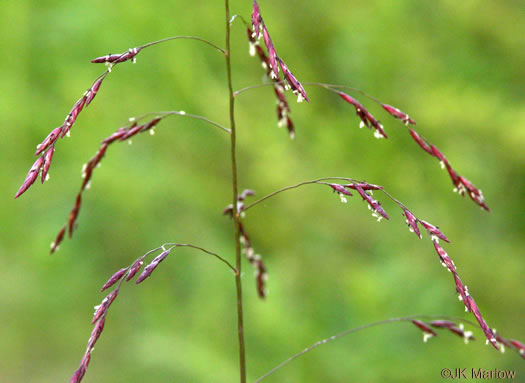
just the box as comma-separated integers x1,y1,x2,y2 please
225,1,247,382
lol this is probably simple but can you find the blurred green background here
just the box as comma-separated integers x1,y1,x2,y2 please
1,0,524,382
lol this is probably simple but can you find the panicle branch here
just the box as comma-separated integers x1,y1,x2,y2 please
254,315,513,383
232,78,489,211
241,177,501,348
49,111,228,254
16,35,225,200
69,242,233,383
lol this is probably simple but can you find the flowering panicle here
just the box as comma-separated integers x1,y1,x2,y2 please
50,116,164,253
315,178,498,347
70,244,182,382
251,1,309,103
224,189,267,298
15,73,109,200
312,84,489,211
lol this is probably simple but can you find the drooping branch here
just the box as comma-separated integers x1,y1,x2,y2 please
233,79,489,211
254,315,524,383
69,242,234,383
240,177,500,349
16,35,225,200
49,112,228,254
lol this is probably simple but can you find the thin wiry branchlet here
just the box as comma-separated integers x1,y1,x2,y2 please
50,117,164,253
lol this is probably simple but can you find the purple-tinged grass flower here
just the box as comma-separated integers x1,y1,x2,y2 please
69,366,86,383
87,317,105,350
429,320,475,343
261,25,280,80
101,268,128,292
92,290,119,324
402,209,421,239
224,191,267,298
408,128,433,155
412,320,438,342
126,260,144,282
120,123,145,141
464,295,499,350
509,340,525,358
381,104,416,125
327,183,353,203
408,128,489,211
91,47,143,65
429,320,457,329
453,273,470,309
103,127,128,144
448,325,475,344
247,28,296,137
432,240,456,273
68,194,82,237
456,176,489,211
418,219,449,243
239,222,267,299
40,147,54,184
239,189,256,201
275,87,295,138
136,249,171,284
142,117,162,132
85,75,106,107
338,92,386,138
61,96,88,138
353,183,389,221
251,0,262,40
35,127,62,156
278,58,309,103
344,182,383,191
15,156,45,199
50,226,66,254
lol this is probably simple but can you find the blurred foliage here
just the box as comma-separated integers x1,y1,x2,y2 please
1,0,524,382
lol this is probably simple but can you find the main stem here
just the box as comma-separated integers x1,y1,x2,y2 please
224,1,247,383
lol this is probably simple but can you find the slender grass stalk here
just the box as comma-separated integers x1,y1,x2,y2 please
254,315,480,383
225,0,247,382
